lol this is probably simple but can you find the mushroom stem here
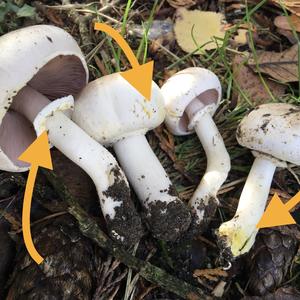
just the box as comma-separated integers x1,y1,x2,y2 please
185,102,231,230
11,86,143,245
113,134,191,241
217,156,276,259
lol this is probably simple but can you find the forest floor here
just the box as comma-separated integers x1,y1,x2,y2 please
0,0,300,299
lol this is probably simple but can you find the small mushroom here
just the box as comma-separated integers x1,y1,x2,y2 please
72,74,191,241
0,25,143,245
161,67,231,231
217,103,300,260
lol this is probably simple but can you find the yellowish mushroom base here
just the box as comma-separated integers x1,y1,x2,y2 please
216,221,258,261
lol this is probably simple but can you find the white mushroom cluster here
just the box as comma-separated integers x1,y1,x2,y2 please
1,24,293,263
72,74,191,241
0,25,143,246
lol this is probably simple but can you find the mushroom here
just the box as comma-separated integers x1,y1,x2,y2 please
0,25,143,245
161,67,231,231
72,74,191,241
217,103,300,260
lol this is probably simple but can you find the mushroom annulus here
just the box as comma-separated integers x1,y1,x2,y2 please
217,103,300,260
72,74,191,241
161,67,231,232
0,25,143,245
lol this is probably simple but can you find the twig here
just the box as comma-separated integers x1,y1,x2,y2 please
42,169,212,300
62,0,94,52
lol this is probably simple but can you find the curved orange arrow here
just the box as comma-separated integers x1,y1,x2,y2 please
18,131,53,264
257,192,300,229
94,22,153,101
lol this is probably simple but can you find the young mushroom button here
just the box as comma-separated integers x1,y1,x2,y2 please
161,67,231,232
73,74,191,241
217,103,300,261
0,25,143,246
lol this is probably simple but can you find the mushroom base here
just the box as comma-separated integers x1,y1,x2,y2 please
216,225,258,263
190,195,219,234
102,167,144,246
145,199,191,241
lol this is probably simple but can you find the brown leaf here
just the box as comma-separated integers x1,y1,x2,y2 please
274,14,300,32
248,44,299,83
232,55,286,106
277,28,299,44
167,0,196,8
193,268,228,282
272,0,300,17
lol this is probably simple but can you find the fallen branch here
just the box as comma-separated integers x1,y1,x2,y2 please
42,170,212,300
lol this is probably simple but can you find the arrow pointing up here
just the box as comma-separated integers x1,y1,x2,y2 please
19,131,53,169
94,22,154,101
257,192,300,229
18,131,53,264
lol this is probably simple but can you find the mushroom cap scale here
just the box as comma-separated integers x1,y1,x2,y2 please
237,103,300,165
73,73,165,146
161,67,222,135
0,25,88,172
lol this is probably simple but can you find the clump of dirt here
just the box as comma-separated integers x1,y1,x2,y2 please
103,166,144,246
193,196,219,233
146,198,191,241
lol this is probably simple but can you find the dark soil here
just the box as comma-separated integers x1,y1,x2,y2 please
146,198,191,241
103,166,144,246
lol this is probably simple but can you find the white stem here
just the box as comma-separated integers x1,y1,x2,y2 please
113,134,190,241
46,111,123,217
217,156,276,258
12,86,143,244
187,108,231,227
114,135,177,206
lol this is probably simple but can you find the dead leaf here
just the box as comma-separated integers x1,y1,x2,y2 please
277,28,299,44
272,0,300,16
274,14,300,32
167,0,196,8
233,29,248,45
248,44,299,82
193,268,228,282
212,280,226,298
233,55,286,106
174,8,226,53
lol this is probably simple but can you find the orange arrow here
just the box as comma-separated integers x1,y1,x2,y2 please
94,22,154,100
18,131,53,264
257,192,300,229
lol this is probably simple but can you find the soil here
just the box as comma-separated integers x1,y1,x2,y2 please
146,198,191,241
103,166,144,246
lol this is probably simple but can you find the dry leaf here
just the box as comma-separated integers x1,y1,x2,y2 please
274,14,300,32
167,0,196,8
248,44,299,82
174,8,226,53
272,0,300,16
233,55,286,106
233,29,248,45
193,268,228,282
212,280,226,298
277,28,299,43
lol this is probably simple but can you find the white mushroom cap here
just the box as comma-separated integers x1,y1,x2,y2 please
73,73,165,146
0,25,88,171
161,67,222,135
237,103,300,165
